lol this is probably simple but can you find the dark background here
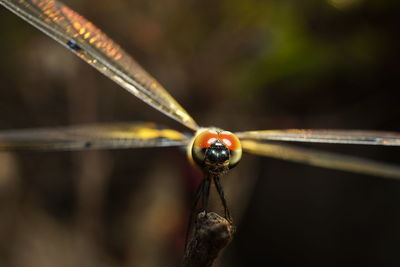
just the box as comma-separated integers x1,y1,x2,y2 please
0,0,400,266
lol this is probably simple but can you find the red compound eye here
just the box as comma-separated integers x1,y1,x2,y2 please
193,130,219,149
219,131,242,168
219,132,241,151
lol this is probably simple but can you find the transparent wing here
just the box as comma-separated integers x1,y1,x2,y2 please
241,140,400,180
0,0,198,131
236,129,400,146
0,122,190,151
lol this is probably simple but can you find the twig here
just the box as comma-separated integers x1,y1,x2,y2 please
182,211,235,267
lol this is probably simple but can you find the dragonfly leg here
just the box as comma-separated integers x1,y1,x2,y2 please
192,178,205,212
201,177,211,213
213,176,232,221
185,178,206,250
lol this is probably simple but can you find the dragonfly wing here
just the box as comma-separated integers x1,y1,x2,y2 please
236,129,400,146
0,0,198,131
241,140,400,180
0,122,190,151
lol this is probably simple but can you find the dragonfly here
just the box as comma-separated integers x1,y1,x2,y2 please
1,0,400,224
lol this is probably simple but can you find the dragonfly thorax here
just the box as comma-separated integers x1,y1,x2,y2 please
190,128,242,174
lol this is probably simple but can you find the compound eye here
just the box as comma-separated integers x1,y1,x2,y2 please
219,131,242,168
192,130,219,166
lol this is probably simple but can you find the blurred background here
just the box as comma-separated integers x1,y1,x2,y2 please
1,0,400,266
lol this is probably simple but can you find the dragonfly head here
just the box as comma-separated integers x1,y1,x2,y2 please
190,128,242,174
